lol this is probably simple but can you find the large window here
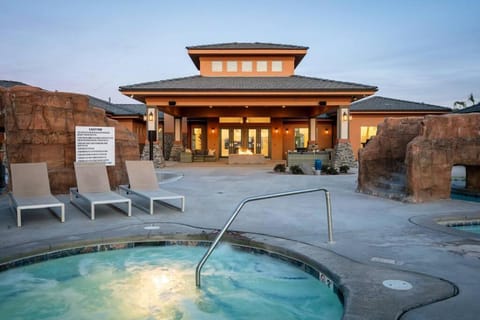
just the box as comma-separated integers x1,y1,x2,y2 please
294,128,309,149
191,127,204,151
360,126,377,146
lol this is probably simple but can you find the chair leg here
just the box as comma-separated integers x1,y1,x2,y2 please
150,199,154,215
91,203,95,220
60,205,65,223
17,207,21,227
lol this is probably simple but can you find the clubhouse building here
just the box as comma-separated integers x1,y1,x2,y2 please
119,42,378,165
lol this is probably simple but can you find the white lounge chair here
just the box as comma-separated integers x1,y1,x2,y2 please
8,162,65,227
119,160,185,214
70,162,131,220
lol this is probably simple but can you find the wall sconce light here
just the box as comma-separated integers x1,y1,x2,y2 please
325,128,329,134
274,128,279,134
148,111,154,122
211,127,215,134
285,128,289,134
342,111,348,122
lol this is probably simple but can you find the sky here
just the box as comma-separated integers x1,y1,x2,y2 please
1,0,479,107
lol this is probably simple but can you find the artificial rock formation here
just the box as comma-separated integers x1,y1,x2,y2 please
358,114,480,203
0,86,140,194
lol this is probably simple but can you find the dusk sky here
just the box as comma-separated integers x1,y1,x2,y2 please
1,0,479,107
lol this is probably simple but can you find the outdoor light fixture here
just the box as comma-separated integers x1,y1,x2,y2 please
325,128,329,134
211,127,215,134
274,128,279,133
148,111,154,122
285,128,289,134
342,111,348,121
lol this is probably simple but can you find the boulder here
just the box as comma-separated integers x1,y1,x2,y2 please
358,114,480,202
0,86,139,194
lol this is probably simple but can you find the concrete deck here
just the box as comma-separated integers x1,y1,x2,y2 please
1,161,479,319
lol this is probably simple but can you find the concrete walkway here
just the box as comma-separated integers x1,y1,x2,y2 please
0,161,479,319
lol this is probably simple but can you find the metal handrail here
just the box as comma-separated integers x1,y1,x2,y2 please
195,188,333,288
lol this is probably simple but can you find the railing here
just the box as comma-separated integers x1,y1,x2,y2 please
195,188,333,288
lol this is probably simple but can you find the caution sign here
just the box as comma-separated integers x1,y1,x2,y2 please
75,126,115,165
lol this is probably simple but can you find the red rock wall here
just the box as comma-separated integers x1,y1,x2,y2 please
357,117,423,197
358,113,480,203
406,114,480,202
0,86,140,194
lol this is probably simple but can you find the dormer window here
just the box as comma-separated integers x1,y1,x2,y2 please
242,61,253,72
227,61,238,72
272,61,283,72
256,61,267,72
212,61,222,72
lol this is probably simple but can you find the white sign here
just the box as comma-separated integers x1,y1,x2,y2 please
75,126,115,165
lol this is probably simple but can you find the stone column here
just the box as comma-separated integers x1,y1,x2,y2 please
170,117,184,161
307,117,317,150
332,106,356,169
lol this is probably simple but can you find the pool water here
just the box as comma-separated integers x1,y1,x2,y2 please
0,245,343,320
453,224,480,235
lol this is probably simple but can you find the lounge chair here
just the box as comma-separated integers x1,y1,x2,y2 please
70,162,131,220
8,162,65,227
119,160,185,214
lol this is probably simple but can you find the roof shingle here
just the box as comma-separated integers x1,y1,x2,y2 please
120,75,377,92
351,96,450,112
186,42,308,50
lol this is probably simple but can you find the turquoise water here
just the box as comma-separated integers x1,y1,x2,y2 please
453,225,480,235
0,245,343,320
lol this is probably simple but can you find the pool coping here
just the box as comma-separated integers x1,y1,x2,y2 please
0,223,458,320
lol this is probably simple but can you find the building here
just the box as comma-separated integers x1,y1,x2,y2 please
88,96,154,152
119,42,377,164
349,96,451,158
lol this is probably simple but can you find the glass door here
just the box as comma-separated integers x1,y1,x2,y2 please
220,128,242,157
247,128,270,157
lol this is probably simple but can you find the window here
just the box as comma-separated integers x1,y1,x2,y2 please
360,126,377,146
294,128,309,149
272,61,283,72
227,61,237,72
256,61,267,72
219,117,243,124
242,61,253,72
212,61,222,72
246,117,270,123
191,127,203,151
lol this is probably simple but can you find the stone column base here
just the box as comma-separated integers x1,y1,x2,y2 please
332,141,356,170
141,142,165,168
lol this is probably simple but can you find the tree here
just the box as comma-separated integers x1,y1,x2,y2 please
453,93,476,109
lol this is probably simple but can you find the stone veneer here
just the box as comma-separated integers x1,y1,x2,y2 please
332,141,357,170
140,141,165,168
358,114,480,203
0,86,140,194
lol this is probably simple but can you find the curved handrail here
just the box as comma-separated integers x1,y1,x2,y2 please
195,188,333,288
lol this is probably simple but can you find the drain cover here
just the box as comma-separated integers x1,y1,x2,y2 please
144,225,160,230
382,280,413,290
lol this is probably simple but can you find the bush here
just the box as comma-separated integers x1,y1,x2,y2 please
339,165,350,174
273,163,286,173
289,165,304,174
321,164,338,175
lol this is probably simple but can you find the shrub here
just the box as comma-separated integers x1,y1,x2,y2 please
321,164,338,175
289,165,304,174
273,163,286,173
339,165,350,174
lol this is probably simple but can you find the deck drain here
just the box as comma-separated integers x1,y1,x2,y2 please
382,280,413,290
144,225,160,230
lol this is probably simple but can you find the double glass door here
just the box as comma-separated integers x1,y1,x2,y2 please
220,127,270,157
